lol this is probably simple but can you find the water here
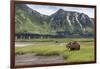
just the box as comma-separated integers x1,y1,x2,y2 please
15,41,66,47
15,42,34,47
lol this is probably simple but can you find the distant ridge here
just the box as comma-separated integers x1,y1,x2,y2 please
15,4,94,37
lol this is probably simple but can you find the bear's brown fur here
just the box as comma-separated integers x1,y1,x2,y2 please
66,41,80,50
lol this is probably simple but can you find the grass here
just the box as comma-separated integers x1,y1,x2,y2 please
16,38,94,42
15,38,95,63
16,45,66,56
63,46,94,62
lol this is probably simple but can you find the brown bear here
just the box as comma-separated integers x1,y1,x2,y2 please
66,41,80,50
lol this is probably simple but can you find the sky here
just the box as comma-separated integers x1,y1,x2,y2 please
27,4,94,18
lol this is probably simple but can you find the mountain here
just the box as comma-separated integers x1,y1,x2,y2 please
15,4,94,37
15,4,50,34
49,9,94,35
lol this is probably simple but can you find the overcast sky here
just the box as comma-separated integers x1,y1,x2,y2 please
27,4,94,18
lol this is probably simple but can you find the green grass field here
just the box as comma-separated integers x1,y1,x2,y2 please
15,38,95,63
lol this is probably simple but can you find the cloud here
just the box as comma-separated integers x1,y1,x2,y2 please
27,4,94,18
59,6,94,18
27,4,59,15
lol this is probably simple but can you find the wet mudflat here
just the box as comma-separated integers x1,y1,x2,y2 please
15,54,64,66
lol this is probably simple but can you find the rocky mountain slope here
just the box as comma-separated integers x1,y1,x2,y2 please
15,4,94,36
